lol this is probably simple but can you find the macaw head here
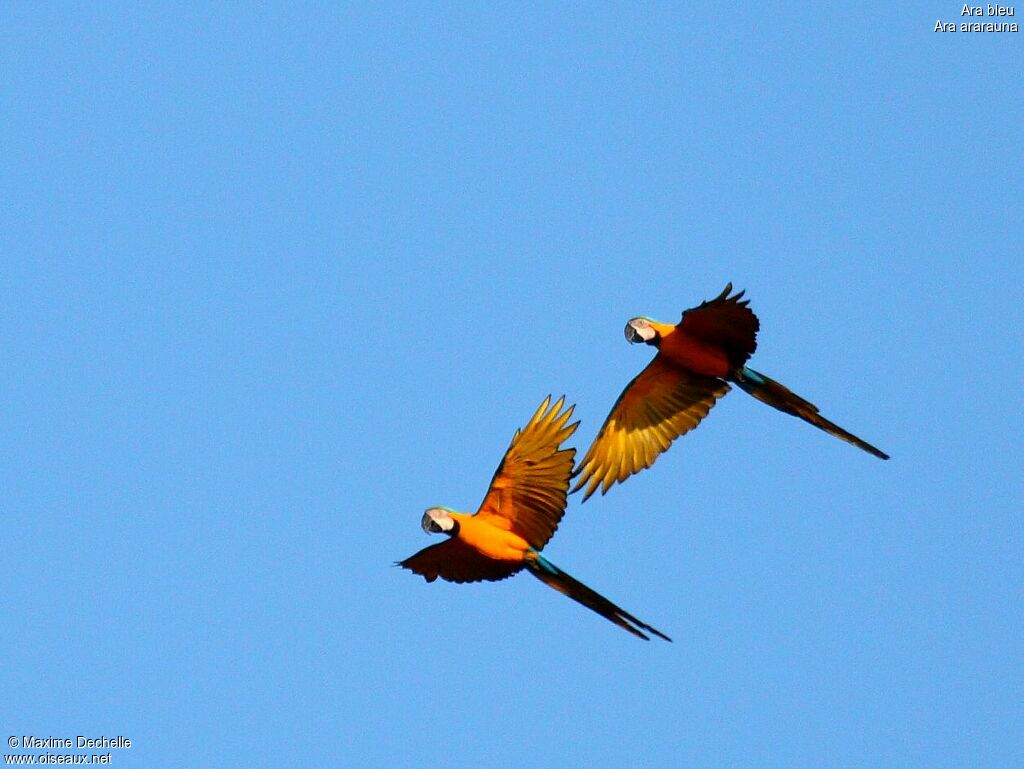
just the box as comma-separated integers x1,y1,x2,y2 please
624,317,662,345
421,507,458,536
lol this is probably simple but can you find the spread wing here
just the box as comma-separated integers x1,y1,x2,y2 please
678,283,759,370
398,539,522,584
474,396,578,550
572,357,730,500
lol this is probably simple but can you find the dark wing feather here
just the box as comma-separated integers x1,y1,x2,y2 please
398,539,522,584
678,283,760,370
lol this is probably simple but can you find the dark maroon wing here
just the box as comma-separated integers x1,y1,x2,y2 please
398,539,522,584
678,283,760,370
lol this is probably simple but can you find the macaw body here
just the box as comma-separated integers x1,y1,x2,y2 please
445,511,531,562
573,285,889,500
654,320,733,378
399,396,670,641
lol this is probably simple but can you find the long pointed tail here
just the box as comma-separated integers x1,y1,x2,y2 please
525,551,671,642
734,367,889,460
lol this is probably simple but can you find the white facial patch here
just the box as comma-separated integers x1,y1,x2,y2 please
421,508,455,533
627,318,657,342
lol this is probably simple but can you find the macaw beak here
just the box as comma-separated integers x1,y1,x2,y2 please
624,322,644,344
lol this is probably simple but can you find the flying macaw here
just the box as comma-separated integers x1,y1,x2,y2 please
573,284,889,500
399,396,670,641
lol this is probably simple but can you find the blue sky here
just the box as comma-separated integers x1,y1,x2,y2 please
2,4,1021,767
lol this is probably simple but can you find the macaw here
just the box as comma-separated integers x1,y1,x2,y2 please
573,284,889,500
399,396,670,641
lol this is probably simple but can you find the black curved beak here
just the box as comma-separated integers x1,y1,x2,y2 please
624,322,643,344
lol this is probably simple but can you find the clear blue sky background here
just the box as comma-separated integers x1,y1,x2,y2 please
2,4,1021,768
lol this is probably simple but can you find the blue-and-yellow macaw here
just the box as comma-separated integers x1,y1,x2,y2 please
399,396,670,641
573,284,889,500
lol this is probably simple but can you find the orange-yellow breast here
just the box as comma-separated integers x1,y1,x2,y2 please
659,327,732,378
450,513,531,562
